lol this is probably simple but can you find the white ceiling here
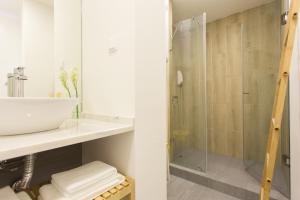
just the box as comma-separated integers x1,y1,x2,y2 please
35,0,53,7
0,0,22,15
173,0,276,23
0,0,53,16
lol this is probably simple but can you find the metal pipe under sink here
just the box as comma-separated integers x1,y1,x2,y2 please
12,154,36,190
1,67,37,191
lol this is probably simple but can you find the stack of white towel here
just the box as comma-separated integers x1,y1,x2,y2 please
39,161,125,200
0,186,32,200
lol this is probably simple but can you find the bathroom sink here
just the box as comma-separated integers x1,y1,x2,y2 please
0,97,78,136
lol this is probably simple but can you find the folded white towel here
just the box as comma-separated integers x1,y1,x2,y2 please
53,173,121,197
40,174,125,200
17,192,32,200
51,161,117,195
39,185,68,200
70,174,125,200
0,186,20,200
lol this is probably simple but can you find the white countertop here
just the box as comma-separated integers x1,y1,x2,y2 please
0,118,134,160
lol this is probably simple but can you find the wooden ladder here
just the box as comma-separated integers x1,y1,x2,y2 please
260,0,300,199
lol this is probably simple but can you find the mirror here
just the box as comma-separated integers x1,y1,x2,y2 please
0,0,82,98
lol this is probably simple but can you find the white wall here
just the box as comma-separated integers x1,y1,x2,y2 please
81,0,134,117
54,0,82,97
82,0,168,199
134,0,168,199
290,19,300,200
0,1,22,96
82,0,135,176
22,0,54,97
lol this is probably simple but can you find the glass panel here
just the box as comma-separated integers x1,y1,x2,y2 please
170,14,207,172
242,0,290,197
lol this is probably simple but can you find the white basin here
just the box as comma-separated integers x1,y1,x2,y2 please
0,97,78,136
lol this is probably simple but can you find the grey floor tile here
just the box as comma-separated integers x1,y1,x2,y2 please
170,151,289,200
168,176,240,200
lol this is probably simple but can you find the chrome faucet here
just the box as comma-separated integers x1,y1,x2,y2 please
4,67,36,191
7,67,27,97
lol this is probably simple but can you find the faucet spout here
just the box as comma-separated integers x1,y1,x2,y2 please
7,67,27,97
14,67,28,80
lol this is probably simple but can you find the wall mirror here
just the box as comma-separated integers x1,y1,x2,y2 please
0,0,82,98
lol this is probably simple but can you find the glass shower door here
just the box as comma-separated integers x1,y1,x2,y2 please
242,0,290,196
170,14,207,172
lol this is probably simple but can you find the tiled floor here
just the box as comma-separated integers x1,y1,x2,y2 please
168,175,240,200
244,160,289,197
172,150,288,200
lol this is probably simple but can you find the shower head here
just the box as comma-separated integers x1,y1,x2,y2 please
172,25,179,40
177,70,183,86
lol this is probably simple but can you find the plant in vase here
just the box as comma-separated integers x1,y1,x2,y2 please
59,67,80,119
59,68,71,98
71,67,80,119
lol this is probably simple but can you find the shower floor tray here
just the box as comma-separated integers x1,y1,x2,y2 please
170,151,288,200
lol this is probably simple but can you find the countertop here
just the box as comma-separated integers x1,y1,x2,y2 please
0,118,134,160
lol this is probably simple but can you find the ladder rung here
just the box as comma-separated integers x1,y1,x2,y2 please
272,118,280,130
282,71,289,76
293,12,298,19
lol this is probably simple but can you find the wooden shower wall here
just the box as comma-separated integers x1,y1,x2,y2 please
207,0,281,159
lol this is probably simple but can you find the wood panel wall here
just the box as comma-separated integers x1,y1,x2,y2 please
207,0,281,159
207,13,243,158
241,1,281,162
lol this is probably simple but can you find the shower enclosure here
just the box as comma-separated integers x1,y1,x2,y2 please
170,0,290,198
169,14,207,172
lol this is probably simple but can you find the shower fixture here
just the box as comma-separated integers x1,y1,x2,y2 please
177,70,183,86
